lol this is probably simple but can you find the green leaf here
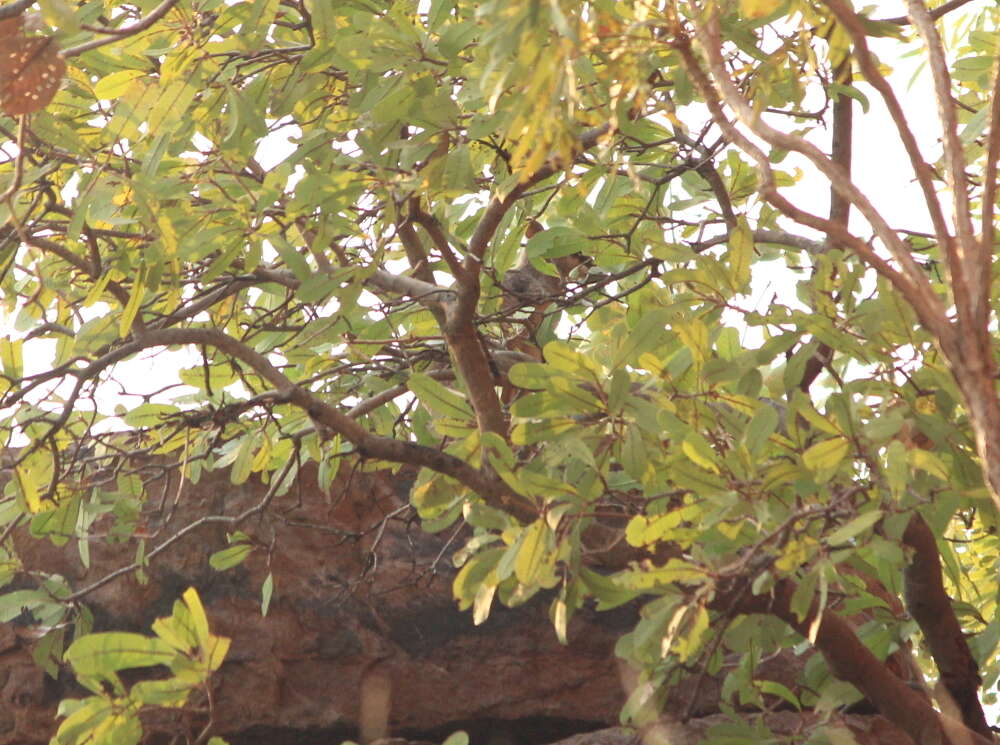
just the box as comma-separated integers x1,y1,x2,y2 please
0,338,22,379
908,448,950,480
885,440,908,498
612,308,674,368
428,0,456,29
442,733,470,745
579,568,641,610
131,678,191,707
453,548,503,610
270,234,313,281
209,543,253,571
408,373,475,419
122,403,177,429
826,510,883,546
758,680,801,711
261,573,274,617
118,269,146,338
727,217,753,292
614,559,705,591
507,362,559,389
65,633,176,677
744,403,779,455
621,424,651,483
230,436,255,485
525,226,589,259
148,80,199,132
789,568,818,623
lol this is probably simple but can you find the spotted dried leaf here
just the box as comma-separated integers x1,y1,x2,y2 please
0,35,65,115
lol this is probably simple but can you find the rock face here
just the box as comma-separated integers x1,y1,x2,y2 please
3,462,627,745
0,460,920,745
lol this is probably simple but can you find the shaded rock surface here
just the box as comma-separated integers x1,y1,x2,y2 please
0,460,919,745
2,463,626,744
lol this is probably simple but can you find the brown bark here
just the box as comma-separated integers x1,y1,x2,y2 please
718,578,994,745
903,514,991,738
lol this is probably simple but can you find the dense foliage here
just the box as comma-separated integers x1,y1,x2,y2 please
2,0,1000,743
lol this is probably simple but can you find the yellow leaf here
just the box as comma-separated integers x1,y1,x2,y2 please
182,587,211,646
682,433,720,473
908,449,949,480
15,465,42,513
119,270,146,338
775,536,816,572
94,70,145,100
675,321,708,365
473,582,496,626
552,596,568,644
515,519,550,585
740,0,781,18
716,521,742,540
157,214,179,256
802,436,849,474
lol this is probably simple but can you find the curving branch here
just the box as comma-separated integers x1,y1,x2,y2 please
905,0,981,330
0,0,30,21
819,0,953,262
410,200,466,280
686,9,945,325
671,30,949,340
982,58,1000,267
718,577,995,745
26,234,146,333
466,124,611,266
396,217,437,285
123,327,538,520
903,513,991,737
679,5,1000,512
444,123,611,439
800,57,853,394
65,0,183,57
878,0,979,25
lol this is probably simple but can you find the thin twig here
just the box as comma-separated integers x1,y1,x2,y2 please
64,453,299,602
64,0,183,57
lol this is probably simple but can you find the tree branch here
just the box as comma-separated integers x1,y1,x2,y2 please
26,234,146,333
878,0,979,25
123,328,537,520
396,217,437,285
719,577,994,745
981,56,1000,269
819,0,958,302
0,0,32,20
65,0,183,57
820,0,1000,521
441,126,609,439
688,10,942,321
800,57,852,393
903,513,992,737
410,200,466,280
672,30,949,340
905,0,982,330
255,246,507,440
466,124,611,265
